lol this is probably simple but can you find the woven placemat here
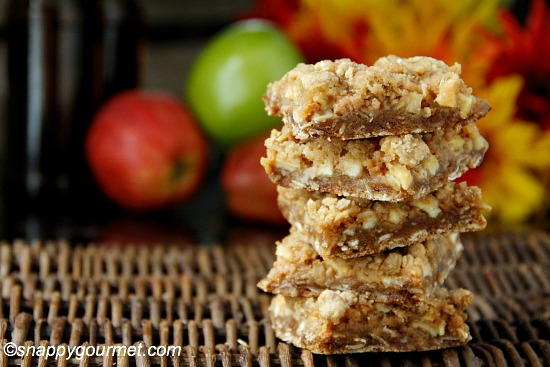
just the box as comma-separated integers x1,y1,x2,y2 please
0,231,548,366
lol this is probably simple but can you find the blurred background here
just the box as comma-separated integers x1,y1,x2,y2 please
0,0,547,244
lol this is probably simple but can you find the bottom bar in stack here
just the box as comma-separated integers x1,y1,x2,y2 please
270,287,472,354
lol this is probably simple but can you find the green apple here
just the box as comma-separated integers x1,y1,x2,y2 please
186,19,303,146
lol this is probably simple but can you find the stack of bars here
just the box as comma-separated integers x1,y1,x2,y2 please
258,56,491,354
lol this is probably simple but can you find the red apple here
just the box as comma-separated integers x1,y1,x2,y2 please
86,91,208,211
221,132,285,224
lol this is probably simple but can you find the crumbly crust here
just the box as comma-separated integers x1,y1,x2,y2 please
269,288,472,354
258,232,462,303
277,182,488,258
264,56,490,140
262,123,487,201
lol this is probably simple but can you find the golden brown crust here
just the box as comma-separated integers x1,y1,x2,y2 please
262,123,487,201
269,288,472,354
277,182,488,258
265,56,490,140
258,232,462,303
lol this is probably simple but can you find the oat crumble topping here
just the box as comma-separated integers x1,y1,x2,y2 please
258,232,462,301
277,182,488,258
262,123,487,201
265,56,490,140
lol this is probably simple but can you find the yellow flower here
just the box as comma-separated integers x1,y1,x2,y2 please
295,0,500,87
475,76,550,223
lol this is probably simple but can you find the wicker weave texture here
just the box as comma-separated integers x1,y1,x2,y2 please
0,231,547,366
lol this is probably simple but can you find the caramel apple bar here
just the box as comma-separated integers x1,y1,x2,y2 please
264,56,490,140
258,232,461,303
269,288,472,354
277,182,488,258
261,123,487,201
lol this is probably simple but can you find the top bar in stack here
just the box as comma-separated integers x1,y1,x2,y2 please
264,55,490,140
